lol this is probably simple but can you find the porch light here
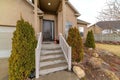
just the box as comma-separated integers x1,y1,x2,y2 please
48,2,51,6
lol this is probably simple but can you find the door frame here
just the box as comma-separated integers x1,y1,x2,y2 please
42,19,55,41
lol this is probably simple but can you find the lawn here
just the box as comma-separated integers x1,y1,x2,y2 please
96,43,120,57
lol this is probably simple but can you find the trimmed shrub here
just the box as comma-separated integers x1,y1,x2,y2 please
85,30,95,49
67,27,84,62
9,18,37,80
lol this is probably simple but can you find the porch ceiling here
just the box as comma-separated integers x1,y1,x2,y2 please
39,0,61,13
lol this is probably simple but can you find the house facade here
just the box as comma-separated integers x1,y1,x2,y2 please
0,0,88,57
88,24,103,34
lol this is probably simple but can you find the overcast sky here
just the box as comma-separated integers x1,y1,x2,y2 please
69,0,107,24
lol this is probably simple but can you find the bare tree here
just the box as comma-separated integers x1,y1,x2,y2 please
97,0,120,21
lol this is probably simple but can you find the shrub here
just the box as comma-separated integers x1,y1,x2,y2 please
85,30,95,49
9,18,37,80
67,27,84,62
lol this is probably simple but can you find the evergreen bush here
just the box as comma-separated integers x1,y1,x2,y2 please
9,18,37,80
85,30,95,49
67,27,84,62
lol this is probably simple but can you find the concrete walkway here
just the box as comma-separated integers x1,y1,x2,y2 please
37,71,79,80
0,58,79,80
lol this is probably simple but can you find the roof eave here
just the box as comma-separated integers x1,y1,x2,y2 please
77,19,90,25
66,1,81,16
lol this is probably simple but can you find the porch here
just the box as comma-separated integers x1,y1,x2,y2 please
33,0,67,41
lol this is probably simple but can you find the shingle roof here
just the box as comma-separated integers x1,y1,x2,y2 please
96,21,120,29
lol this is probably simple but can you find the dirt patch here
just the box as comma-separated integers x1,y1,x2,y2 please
81,48,120,80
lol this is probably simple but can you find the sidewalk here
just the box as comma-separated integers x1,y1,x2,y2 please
0,58,79,80
37,71,79,80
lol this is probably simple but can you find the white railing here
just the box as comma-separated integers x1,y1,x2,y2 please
35,32,42,78
59,33,71,71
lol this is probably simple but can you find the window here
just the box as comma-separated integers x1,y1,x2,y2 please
102,29,113,34
65,22,73,38
79,27,84,37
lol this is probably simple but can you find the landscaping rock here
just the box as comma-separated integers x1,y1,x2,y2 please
73,66,85,79
88,57,103,69
88,48,93,51
92,53,99,57
103,69,119,80
72,62,78,66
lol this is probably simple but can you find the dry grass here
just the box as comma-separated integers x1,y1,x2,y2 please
96,43,120,57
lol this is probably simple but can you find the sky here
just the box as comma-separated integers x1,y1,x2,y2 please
69,0,107,24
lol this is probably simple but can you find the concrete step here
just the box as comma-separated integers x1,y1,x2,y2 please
39,63,68,75
40,53,64,61
40,57,65,62
40,57,66,67
41,44,61,50
41,52,63,56
41,49,62,55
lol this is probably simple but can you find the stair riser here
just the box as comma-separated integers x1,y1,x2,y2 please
41,48,61,50
39,66,68,75
40,54,64,60
41,50,62,55
40,60,66,67
42,45,61,50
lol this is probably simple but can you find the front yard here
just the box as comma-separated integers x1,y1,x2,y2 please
96,43,120,57
1,43,120,80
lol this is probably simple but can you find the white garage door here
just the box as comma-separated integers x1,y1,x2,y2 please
0,26,16,58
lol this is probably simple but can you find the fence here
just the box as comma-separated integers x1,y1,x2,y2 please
94,34,120,42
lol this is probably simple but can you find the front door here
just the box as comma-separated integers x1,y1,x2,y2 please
43,20,54,41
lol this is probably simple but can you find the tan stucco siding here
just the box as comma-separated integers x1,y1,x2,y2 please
0,0,35,27
66,4,77,27
57,10,63,34
43,14,56,21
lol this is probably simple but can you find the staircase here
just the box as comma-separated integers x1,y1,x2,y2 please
39,42,68,75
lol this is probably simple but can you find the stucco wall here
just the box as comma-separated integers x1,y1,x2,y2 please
66,4,77,27
57,10,63,35
0,0,40,33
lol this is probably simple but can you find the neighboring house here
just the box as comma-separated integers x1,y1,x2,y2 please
88,21,120,34
0,0,88,56
88,24,103,34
